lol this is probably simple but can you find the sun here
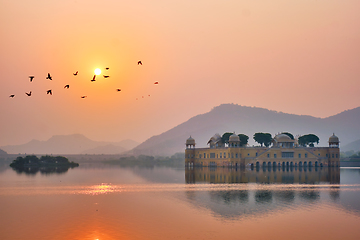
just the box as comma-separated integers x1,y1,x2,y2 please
94,68,101,75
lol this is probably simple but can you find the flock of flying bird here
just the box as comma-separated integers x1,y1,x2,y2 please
8,61,159,99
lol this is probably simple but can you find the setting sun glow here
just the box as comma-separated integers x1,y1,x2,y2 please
94,68,101,75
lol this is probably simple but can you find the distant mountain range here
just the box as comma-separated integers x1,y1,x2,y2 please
0,134,139,155
131,104,360,156
1,104,359,156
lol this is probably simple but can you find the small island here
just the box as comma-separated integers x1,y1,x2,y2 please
10,155,79,175
10,155,79,168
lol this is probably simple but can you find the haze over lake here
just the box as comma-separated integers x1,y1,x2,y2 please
1,160,360,239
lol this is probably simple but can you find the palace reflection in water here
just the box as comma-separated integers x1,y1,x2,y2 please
185,166,340,184
184,166,342,219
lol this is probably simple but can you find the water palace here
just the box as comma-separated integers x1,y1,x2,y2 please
185,133,340,168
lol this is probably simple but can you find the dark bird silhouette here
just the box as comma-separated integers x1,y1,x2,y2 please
29,76,34,82
25,91,32,96
9,94,15,98
137,61,142,65
46,73,52,80
103,75,109,78
81,96,87,98
105,67,109,70
154,81,159,84
91,75,96,82
64,85,69,89
73,71,78,76
47,89,52,95
116,89,121,92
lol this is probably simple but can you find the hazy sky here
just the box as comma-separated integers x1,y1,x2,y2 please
1,0,360,146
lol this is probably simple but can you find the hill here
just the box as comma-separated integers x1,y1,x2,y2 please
0,149,7,155
131,104,360,156
341,139,360,153
1,134,139,155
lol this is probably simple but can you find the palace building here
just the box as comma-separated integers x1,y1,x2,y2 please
185,133,340,168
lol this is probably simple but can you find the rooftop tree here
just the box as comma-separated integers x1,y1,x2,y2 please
298,134,319,147
253,132,272,147
238,134,249,147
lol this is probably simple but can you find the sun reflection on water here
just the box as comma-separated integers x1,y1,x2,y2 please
85,184,116,195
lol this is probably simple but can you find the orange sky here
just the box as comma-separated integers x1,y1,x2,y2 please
1,0,360,146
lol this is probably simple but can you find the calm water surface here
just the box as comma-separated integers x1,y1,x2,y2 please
1,162,360,240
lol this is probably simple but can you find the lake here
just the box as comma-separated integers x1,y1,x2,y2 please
1,161,360,240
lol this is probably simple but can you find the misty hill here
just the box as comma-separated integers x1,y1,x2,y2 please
1,134,139,155
81,144,127,155
131,104,360,156
342,139,360,153
0,149,7,155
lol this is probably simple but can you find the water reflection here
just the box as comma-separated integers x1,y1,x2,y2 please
11,165,75,175
1,165,360,239
185,166,340,184
184,167,347,219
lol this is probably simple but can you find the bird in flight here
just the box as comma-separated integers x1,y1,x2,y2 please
73,71,78,76
25,91,32,96
29,76,34,82
116,89,121,92
9,94,15,98
64,85,69,89
46,73,52,80
105,67,109,70
46,90,52,95
154,82,159,84
103,75,109,78
81,96,87,98
137,61,142,65
91,75,96,82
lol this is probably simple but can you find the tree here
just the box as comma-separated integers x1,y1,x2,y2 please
307,134,319,147
253,133,272,147
282,132,294,140
298,135,307,147
263,133,272,147
298,134,320,147
238,134,249,147
221,132,233,144
253,133,264,146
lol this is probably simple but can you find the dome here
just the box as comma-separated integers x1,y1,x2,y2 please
213,133,221,141
229,133,240,142
329,133,339,143
186,136,195,145
274,134,293,143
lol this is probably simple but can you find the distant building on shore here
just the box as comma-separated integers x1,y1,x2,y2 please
185,133,340,168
